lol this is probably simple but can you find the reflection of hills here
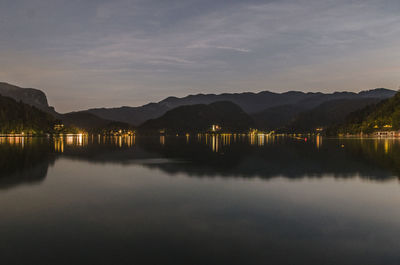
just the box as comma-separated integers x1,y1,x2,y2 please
0,161,50,190
0,140,56,190
138,138,397,180
61,143,159,164
60,136,400,181
1,136,400,190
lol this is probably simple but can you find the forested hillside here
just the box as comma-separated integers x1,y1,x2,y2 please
139,101,254,134
328,91,400,135
0,94,55,134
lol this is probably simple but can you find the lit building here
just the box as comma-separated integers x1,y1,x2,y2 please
211,125,221,132
374,131,400,137
54,123,64,131
249,128,258,134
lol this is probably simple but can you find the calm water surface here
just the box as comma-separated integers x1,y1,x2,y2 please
1,135,400,265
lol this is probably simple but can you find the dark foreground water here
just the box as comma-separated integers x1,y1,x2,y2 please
1,135,400,265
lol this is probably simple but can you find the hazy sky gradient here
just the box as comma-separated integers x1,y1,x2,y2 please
0,0,399,112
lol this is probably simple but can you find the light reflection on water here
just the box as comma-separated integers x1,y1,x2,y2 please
3,134,400,158
0,136,400,264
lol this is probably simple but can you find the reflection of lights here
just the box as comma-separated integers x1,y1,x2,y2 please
258,134,264,146
54,138,64,153
250,134,256,146
384,139,389,154
160,136,165,145
77,134,83,146
66,135,74,145
316,136,322,149
126,136,133,147
211,135,219,152
118,136,122,148
0,136,33,146
62,134,88,147
99,135,137,148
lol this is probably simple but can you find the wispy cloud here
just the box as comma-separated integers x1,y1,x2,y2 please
187,43,251,53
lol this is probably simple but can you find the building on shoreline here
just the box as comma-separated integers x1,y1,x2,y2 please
374,131,400,137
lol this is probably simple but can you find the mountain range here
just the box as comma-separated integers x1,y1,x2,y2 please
0,81,397,133
87,89,396,126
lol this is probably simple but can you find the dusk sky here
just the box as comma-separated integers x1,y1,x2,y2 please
0,0,399,112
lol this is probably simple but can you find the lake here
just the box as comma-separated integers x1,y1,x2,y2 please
0,135,400,265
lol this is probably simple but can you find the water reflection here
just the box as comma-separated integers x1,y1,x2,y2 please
316,135,322,149
2,135,400,265
2,135,400,190
0,137,55,189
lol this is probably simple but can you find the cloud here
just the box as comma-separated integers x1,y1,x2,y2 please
187,43,251,53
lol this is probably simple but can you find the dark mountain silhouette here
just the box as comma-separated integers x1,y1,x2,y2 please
0,82,56,114
87,88,396,126
283,97,383,132
252,104,308,130
60,111,131,132
139,101,254,134
358,88,397,98
0,82,131,131
0,81,396,132
252,89,396,131
0,94,55,134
